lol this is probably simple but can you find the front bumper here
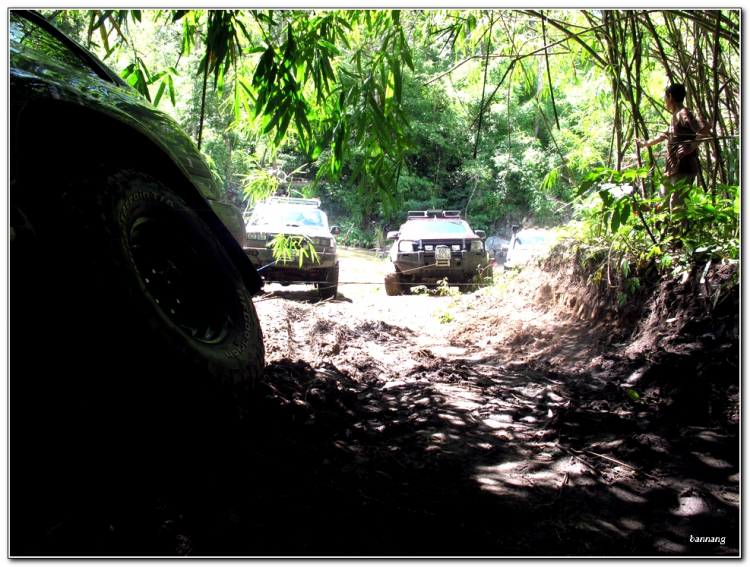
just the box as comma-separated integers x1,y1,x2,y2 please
244,246,337,282
394,250,490,283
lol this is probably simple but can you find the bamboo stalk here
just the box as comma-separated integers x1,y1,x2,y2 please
525,9,609,68
641,11,675,85
540,12,560,130
473,11,493,159
664,9,739,48
711,11,726,187
498,16,578,190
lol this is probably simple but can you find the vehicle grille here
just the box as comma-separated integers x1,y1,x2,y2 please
419,239,468,253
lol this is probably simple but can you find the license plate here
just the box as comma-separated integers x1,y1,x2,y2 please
435,246,451,260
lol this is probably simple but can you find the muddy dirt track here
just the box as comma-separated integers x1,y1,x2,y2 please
13,249,739,557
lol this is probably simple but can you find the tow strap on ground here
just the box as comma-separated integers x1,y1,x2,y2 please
257,259,280,272
255,280,492,287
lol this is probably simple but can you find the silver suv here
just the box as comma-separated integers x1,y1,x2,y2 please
384,210,491,295
244,197,341,299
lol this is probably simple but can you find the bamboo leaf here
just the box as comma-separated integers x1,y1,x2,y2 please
295,105,312,139
216,64,225,98
276,108,293,144
120,62,135,79
153,80,166,107
399,29,414,71
611,206,621,233
620,202,631,225
92,10,113,32
136,70,150,100
312,127,334,160
146,70,167,85
137,57,152,81
392,58,402,104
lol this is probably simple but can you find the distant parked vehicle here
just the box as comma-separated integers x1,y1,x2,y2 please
504,225,555,270
485,235,510,263
244,197,341,299
384,210,491,295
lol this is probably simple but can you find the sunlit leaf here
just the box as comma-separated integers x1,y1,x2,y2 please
153,80,166,106
120,62,135,79
147,70,167,85
167,74,176,106
91,10,113,32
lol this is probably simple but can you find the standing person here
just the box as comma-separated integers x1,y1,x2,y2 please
636,83,711,213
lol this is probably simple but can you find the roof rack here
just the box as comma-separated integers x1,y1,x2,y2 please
267,196,321,207
407,209,462,220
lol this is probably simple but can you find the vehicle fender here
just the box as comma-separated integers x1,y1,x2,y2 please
11,98,262,293
209,200,247,248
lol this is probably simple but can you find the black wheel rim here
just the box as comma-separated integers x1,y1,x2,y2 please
129,217,230,344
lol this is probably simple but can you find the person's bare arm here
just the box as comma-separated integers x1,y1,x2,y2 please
636,132,668,148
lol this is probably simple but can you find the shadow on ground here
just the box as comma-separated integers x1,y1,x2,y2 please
215,353,739,557
13,342,737,556
11,267,738,556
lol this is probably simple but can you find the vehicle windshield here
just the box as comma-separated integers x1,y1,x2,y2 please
248,204,327,229
516,235,550,247
400,220,472,237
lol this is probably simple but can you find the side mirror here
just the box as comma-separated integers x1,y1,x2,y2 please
386,231,399,241
474,230,486,239
331,226,341,236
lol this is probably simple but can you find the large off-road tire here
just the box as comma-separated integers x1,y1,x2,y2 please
55,168,264,393
384,271,403,296
318,261,339,300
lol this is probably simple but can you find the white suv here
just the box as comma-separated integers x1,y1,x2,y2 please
244,197,341,299
504,225,555,270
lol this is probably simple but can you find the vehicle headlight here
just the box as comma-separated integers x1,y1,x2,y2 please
246,232,267,242
398,240,417,253
424,245,434,251
451,244,461,251
313,237,334,247
470,241,484,251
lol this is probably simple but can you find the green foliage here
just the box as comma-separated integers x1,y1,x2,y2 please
574,166,651,234
433,309,454,323
436,279,461,307
625,389,643,404
240,167,279,205
562,165,740,306
268,233,320,268
55,8,738,255
342,224,376,248
674,183,740,260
